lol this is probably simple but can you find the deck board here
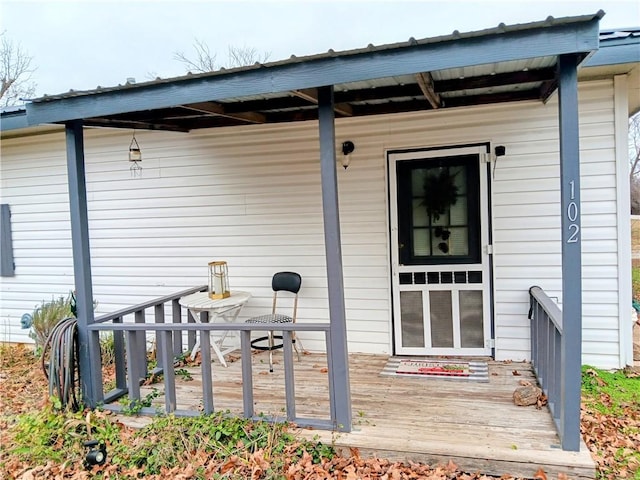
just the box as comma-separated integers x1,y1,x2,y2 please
131,352,595,479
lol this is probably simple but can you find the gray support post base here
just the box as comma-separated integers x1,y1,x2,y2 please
317,86,352,432
557,54,582,452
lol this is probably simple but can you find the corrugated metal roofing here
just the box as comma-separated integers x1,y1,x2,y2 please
30,11,604,104
4,12,638,134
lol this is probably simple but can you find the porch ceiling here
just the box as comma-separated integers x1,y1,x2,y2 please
78,62,560,132
7,12,604,133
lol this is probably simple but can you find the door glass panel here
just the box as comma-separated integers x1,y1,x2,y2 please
397,155,480,265
400,291,425,347
447,227,469,256
414,229,430,256
429,291,453,347
460,290,484,347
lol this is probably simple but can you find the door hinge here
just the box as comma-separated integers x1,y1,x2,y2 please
485,244,493,255
480,153,495,164
485,338,495,348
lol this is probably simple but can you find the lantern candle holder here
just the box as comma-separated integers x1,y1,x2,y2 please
208,261,230,299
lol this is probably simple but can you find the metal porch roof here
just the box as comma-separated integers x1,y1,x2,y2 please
1,12,618,133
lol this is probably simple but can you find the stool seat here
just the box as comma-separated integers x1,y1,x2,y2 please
246,314,293,324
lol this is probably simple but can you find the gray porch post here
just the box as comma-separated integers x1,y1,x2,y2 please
557,54,582,452
317,85,352,432
65,120,102,407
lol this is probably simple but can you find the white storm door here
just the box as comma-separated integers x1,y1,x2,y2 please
389,146,492,356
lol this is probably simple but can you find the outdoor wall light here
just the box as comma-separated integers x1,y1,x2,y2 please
128,131,142,177
340,141,355,170
208,261,230,299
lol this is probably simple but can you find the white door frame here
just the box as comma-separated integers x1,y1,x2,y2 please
388,144,493,356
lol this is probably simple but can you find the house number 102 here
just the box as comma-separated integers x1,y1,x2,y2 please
567,180,580,243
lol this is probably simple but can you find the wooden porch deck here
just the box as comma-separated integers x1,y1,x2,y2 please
134,352,595,479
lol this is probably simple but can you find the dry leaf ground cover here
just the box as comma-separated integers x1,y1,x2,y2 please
0,343,637,480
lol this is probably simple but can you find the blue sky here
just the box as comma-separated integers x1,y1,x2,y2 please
1,0,638,97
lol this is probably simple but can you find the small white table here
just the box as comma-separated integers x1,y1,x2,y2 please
179,290,251,366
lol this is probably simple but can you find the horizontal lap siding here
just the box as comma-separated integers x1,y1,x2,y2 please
1,123,391,352
0,80,622,367
491,79,620,367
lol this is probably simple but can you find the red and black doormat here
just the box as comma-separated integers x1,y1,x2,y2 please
381,358,489,382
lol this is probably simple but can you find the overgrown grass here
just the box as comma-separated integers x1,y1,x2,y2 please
581,366,640,479
2,406,334,478
582,366,640,415
633,267,640,301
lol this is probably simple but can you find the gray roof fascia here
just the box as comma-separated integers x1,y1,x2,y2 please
0,110,28,131
585,36,640,67
25,18,601,127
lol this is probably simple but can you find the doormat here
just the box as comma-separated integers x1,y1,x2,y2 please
380,357,489,382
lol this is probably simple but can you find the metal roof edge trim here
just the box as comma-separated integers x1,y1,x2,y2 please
586,38,640,68
0,110,28,131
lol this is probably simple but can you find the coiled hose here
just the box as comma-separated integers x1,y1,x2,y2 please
41,317,81,411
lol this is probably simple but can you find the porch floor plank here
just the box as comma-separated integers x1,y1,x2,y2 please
133,352,595,479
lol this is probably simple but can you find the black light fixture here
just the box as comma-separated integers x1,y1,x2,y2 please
341,141,355,170
84,440,107,467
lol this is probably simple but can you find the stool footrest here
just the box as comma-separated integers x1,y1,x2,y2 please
251,335,299,351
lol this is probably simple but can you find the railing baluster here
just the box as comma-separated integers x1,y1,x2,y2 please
553,328,562,422
125,331,141,403
154,304,165,373
134,310,147,381
187,309,196,352
172,299,182,356
200,329,214,414
240,330,254,419
159,330,176,413
282,331,296,422
113,316,127,391
325,329,336,427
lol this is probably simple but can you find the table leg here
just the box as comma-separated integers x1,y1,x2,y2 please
188,308,229,367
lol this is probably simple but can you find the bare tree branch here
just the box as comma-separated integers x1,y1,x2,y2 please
0,31,36,106
227,45,270,68
630,113,640,178
173,38,219,73
174,39,270,73
629,113,640,214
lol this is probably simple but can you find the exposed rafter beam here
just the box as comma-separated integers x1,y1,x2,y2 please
435,68,555,92
182,102,266,124
83,118,190,132
415,72,441,109
539,79,558,103
292,88,353,116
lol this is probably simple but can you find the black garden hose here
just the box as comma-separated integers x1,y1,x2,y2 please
41,317,81,411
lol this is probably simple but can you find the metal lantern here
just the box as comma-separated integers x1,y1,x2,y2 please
208,261,230,299
128,132,142,177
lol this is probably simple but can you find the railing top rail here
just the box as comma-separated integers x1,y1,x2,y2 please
88,322,331,332
529,285,563,333
94,285,207,323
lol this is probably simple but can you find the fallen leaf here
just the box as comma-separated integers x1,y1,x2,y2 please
533,467,547,480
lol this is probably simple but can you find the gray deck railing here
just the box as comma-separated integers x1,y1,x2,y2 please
528,285,579,451
88,287,340,431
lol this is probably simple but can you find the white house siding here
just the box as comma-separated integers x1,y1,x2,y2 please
0,79,626,368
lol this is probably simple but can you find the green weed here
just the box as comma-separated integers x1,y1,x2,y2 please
582,366,640,415
4,406,333,477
